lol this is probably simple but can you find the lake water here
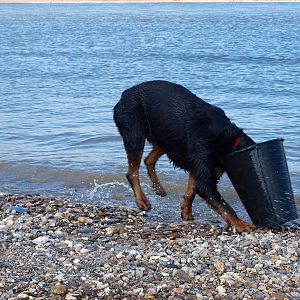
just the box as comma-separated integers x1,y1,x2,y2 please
0,3,299,223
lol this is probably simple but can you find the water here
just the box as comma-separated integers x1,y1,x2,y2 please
0,3,299,223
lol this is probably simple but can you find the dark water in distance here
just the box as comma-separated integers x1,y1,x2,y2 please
0,3,299,223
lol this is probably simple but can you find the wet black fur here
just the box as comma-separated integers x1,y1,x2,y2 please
114,80,254,200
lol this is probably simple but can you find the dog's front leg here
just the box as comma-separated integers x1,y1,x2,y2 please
196,180,256,233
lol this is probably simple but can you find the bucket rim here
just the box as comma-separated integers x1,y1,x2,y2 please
225,138,285,160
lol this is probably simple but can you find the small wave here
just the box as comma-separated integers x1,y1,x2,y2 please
72,135,121,146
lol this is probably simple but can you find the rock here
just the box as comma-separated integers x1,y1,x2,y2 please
74,243,83,252
173,287,185,294
80,248,91,254
293,274,300,286
64,240,74,248
17,293,29,299
258,284,266,291
174,270,190,282
165,263,180,269
107,218,122,225
78,217,93,224
73,258,80,264
65,294,78,300
271,292,286,300
2,217,14,226
32,235,50,245
78,228,96,234
216,286,226,296
7,206,30,214
275,260,283,267
96,282,108,290
214,261,225,273
50,284,68,295
106,226,120,235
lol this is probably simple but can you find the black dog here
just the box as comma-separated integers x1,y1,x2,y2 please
114,80,256,232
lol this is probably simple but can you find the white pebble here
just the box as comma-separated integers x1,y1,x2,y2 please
216,285,226,295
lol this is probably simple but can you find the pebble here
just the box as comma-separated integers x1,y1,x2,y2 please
7,206,30,214
106,226,120,235
216,285,226,296
214,261,225,273
80,248,91,254
65,294,77,300
50,284,68,295
0,193,299,300
17,293,30,299
32,235,50,245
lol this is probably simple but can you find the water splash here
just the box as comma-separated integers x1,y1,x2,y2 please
88,179,131,201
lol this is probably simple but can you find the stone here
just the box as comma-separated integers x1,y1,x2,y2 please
214,261,225,273
65,294,77,300
78,217,93,224
80,248,91,254
271,292,287,300
2,217,14,226
174,270,190,282
50,284,68,295
106,226,120,235
74,243,83,252
32,235,50,245
17,293,29,299
73,258,80,264
107,218,122,225
216,286,226,296
7,206,30,214
165,263,179,269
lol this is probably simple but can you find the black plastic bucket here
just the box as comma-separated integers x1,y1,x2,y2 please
225,138,298,228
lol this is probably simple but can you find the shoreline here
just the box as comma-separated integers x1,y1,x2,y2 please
1,193,299,299
1,0,300,3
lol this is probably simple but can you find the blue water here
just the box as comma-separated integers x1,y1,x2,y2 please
0,3,299,222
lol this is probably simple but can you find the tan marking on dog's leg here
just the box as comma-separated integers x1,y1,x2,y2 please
181,173,196,220
144,145,167,197
127,152,151,211
204,197,256,233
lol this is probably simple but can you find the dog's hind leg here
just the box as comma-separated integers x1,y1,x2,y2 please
181,173,196,220
126,150,151,211
114,99,151,211
121,123,152,211
144,145,167,197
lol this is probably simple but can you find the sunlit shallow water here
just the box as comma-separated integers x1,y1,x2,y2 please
0,3,299,223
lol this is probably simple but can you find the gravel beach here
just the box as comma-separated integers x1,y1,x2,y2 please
0,194,299,299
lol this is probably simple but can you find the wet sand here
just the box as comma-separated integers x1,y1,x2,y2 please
1,193,299,299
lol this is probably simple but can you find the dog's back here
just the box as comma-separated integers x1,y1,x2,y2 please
114,80,239,170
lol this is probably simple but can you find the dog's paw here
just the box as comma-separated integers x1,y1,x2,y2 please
153,184,167,197
225,220,256,233
136,194,152,211
181,208,195,221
